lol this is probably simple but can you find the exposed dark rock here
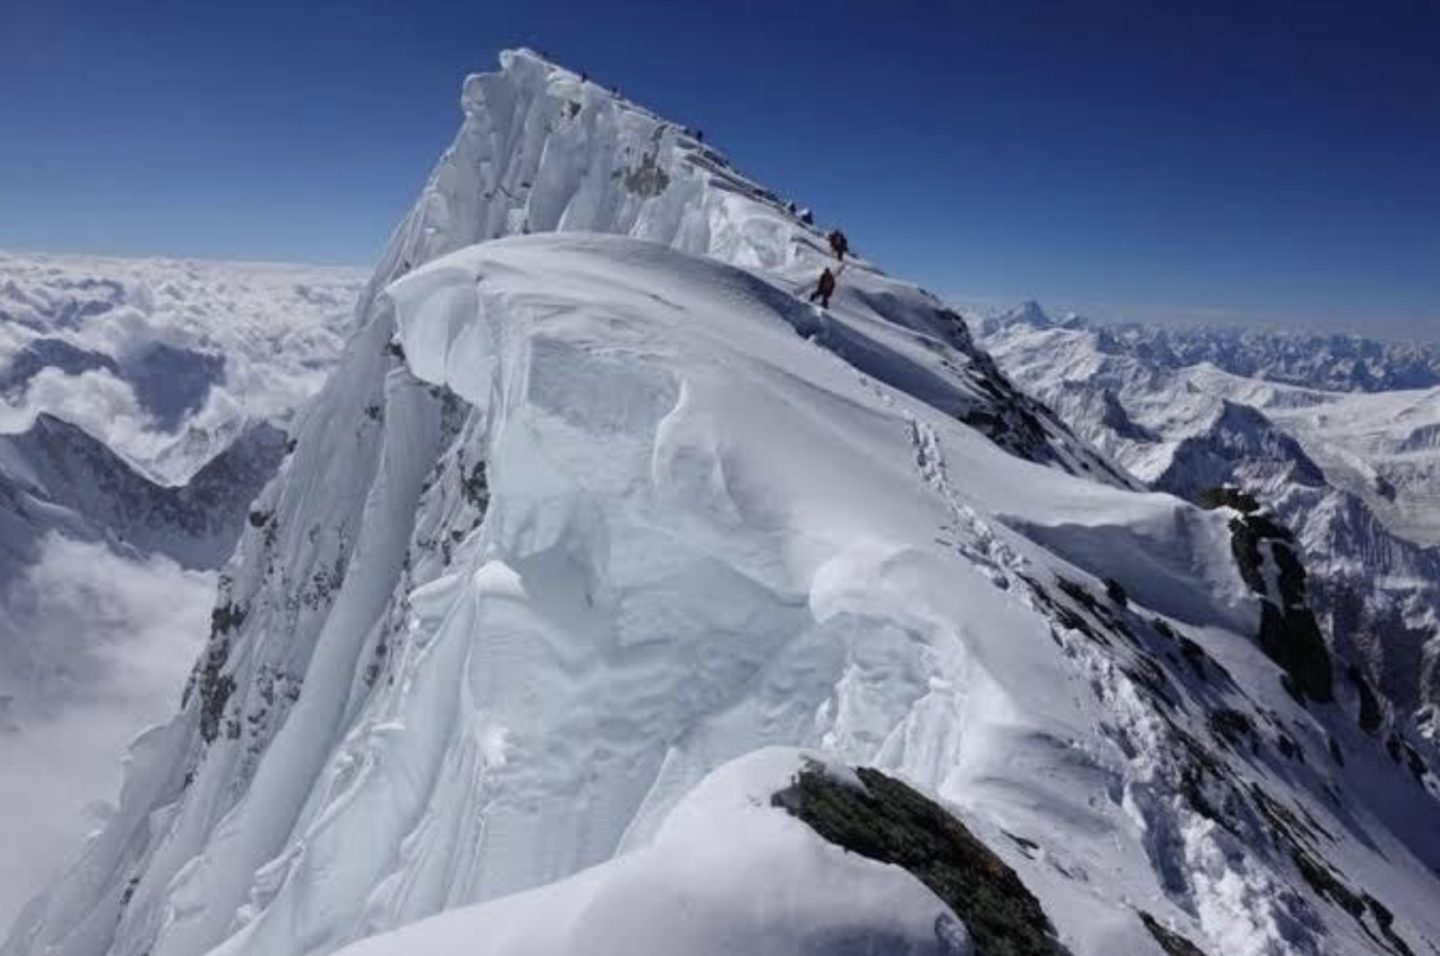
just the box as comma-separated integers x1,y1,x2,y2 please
773,762,1067,956
1138,912,1209,956
119,876,140,908
1125,658,1179,711
462,460,490,512
1365,895,1418,956
1054,576,1137,642
1227,509,1333,703
1198,485,1260,514
1402,743,1428,784
1291,844,1366,919
1242,782,1420,953
1172,729,1235,830
197,653,234,745
210,601,246,636
1348,665,1383,734
5,414,287,571
1209,709,1255,750
1178,636,1211,680
620,151,671,197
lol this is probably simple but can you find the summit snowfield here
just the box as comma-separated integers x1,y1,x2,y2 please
8,49,1440,956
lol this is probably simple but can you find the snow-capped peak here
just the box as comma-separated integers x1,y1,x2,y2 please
8,49,1440,956
1001,299,1054,328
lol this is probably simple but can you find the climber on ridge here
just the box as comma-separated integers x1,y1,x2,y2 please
827,229,850,260
809,268,837,309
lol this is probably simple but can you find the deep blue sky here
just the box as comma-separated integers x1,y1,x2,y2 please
3,0,1437,337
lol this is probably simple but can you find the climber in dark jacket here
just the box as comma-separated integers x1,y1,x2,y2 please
809,268,837,308
827,229,849,260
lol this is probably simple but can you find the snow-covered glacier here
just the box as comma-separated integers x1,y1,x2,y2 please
9,49,1440,956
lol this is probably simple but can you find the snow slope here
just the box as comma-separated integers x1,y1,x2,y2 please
9,49,1440,956
331,749,972,956
1224,376,1440,549
975,308,1440,744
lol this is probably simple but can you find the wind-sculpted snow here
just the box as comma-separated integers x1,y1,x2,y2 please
329,750,973,956
11,49,1440,956
360,51,1122,487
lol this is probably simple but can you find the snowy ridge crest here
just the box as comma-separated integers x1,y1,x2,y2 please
8,49,1440,956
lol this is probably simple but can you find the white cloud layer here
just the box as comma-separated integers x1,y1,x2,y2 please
0,535,215,932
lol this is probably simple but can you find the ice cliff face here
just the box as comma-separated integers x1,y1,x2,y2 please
9,49,1440,956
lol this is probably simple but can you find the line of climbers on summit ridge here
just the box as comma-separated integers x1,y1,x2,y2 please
434,49,854,317
808,229,849,309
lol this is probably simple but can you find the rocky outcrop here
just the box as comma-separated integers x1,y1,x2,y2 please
773,762,1067,956
1205,490,1334,703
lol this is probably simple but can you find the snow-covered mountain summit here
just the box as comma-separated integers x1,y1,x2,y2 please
9,49,1440,956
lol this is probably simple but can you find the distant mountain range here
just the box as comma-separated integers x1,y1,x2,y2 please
980,304,1440,393
975,302,1440,754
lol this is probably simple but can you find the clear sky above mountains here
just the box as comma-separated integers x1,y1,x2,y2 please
2,0,1436,338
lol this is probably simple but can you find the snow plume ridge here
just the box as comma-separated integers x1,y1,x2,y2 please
361,47,801,313
10,48,1440,956
353,49,1122,484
